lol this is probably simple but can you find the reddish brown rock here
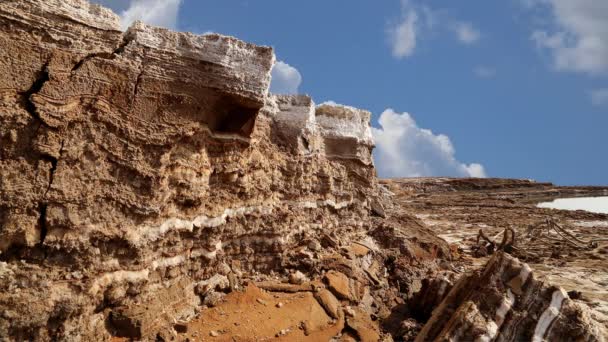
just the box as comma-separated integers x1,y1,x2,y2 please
314,289,342,320
346,307,381,342
0,1,605,341
325,270,352,300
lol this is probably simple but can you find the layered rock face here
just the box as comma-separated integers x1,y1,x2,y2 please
417,252,604,341
0,1,605,341
0,0,384,339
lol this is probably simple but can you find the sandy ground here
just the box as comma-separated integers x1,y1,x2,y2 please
181,284,344,341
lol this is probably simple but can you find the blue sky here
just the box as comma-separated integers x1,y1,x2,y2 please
93,0,608,185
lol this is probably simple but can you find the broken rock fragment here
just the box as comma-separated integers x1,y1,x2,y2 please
416,252,605,342
314,288,342,320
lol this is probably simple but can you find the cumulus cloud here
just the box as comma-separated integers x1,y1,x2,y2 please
92,0,182,30
372,109,486,178
269,61,302,94
452,21,481,45
474,66,497,78
590,88,608,107
528,0,608,75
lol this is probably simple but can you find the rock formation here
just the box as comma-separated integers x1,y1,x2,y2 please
0,1,606,341
0,1,389,339
417,252,604,342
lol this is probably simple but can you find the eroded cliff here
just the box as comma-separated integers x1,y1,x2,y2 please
0,1,392,339
0,1,605,341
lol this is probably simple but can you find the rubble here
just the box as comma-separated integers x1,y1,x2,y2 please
383,177,608,339
416,252,605,341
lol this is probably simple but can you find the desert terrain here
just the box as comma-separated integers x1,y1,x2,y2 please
0,1,606,341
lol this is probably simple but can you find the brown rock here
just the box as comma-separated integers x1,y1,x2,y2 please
203,291,225,308
255,281,312,293
324,270,352,301
345,308,381,342
370,199,387,218
350,243,371,257
339,332,359,342
0,1,381,339
3,2,604,342
314,289,341,319
417,252,605,342
109,278,199,339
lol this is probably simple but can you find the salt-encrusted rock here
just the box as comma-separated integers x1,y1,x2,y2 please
271,95,321,154
289,270,309,285
124,21,274,107
3,1,600,341
316,102,375,165
0,0,382,339
416,252,605,342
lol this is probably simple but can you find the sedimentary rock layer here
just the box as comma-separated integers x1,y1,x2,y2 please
0,1,605,341
417,252,605,341
0,0,388,340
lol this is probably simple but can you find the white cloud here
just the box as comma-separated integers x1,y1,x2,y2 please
528,0,608,75
387,2,482,58
119,0,182,30
474,66,497,78
388,9,419,59
590,88,608,106
92,0,182,30
453,22,481,45
269,61,302,94
372,109,486,178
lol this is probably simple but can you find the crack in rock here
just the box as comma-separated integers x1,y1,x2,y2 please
71,33,133,73
43,139,64,196
19,61,50,126
37,203,48,245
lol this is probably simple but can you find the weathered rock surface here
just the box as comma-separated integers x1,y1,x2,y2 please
0,1,606,341
383,177,608,338
417,252,605,341
0,0,382,339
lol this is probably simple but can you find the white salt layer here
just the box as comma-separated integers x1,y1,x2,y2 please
537,197,608,214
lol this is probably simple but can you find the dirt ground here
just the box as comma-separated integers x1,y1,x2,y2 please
182,284,343,341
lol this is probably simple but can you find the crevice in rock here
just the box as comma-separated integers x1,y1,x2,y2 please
207,95,260,136
38,202,48,245
37,138,63,247
113,33,133,55
132,66,145,99
340,325,360,341
71,51,115,72
43,140,64,196
71,33,133,73
108,311,142,340
130,47,149,106
19,61,50,126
